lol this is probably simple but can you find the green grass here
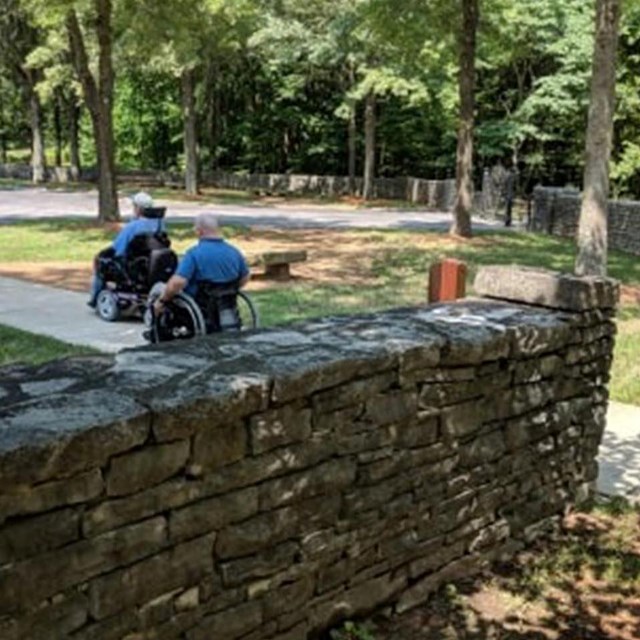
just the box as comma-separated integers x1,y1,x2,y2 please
0,219,248,262
610,320,640,404
0,325,97,367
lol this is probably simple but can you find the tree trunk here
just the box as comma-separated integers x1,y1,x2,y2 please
0,89,5,164
575,0,621,277
29,85,46,184
182,67,198,195
347,65,357,195
54,90,63,167
450,0,479,238
206,62,221,171
69,101,81,181
362,91,376,201
66,5,119,221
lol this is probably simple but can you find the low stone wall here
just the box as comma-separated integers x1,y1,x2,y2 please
0,267,618,639
532,186,640,255
0,163,457,211
208,171,457,210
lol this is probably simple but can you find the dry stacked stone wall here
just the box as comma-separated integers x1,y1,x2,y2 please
0,267,618,640
0,163,456,210
532,186,640,255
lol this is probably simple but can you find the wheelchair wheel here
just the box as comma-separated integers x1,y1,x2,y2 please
96,290,120,322
236,291,259,330
144,287,207,343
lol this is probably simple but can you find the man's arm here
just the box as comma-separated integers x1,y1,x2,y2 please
153,274,188,314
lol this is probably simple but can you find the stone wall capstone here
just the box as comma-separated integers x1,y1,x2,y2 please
0,267,618,639
532,186,640,255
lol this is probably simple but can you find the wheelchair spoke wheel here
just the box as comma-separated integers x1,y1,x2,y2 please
96,290,120,322
236,292,259,330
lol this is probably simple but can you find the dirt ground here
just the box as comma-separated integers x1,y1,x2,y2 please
366,510,640,640
2,227,639,305
0,229,461,293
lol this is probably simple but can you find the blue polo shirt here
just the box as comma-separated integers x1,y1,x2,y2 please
112,218,166,257
176,238,250,296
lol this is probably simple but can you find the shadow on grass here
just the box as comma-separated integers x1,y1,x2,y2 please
369,502,640,640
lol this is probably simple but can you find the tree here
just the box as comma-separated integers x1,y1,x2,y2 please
450,0,479,237
0,1,47,183
66,1,119,221
575,0,621,276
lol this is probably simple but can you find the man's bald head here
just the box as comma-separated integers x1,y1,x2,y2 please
195,212,220,237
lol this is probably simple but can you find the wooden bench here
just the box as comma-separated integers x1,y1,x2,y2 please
249,250,308,279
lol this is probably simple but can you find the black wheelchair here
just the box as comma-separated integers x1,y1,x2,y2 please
94,208,178,322
143,280,259,343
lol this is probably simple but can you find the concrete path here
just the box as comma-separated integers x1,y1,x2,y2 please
598,402,640,503
0,273,637,502
0,276,145,353
0,186,510,231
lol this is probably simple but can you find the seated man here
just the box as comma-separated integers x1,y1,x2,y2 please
88,191,166,307
153,212,250,317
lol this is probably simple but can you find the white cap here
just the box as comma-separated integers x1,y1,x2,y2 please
130,192,153,209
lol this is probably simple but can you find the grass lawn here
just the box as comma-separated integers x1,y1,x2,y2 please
0,220,638,406
0,324,97,367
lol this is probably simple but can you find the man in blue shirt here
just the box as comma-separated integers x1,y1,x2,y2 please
153,212,249,315
88,192,166,307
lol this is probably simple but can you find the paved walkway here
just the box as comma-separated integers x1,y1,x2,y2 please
0,273,637,502
0,276,145,353
598,402,640,503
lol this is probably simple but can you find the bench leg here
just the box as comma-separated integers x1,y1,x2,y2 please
264,263,291,280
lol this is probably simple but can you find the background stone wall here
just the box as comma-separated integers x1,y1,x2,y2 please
0,163,456,210
0,267,618,640
532,186,640,255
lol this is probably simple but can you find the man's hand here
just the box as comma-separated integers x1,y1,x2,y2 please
153,298,166,316
153,274,187,316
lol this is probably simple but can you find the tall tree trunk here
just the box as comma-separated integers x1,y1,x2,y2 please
450,0,479,238
362,91,376,201
69,101,81,181
575,0,621,277
54,90,63,167
182,67,198,195
347,64,357,195
0,90,5,164
206,61,222,171
28,84,46,183
66,5,119,221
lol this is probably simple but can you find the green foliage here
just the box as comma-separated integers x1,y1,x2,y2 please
1,0,639,197
329,620,376,640
113,71,182,170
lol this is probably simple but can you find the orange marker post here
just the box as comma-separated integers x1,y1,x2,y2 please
428,259,467,303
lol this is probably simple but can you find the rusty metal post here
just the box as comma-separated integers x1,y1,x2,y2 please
428,259,467,303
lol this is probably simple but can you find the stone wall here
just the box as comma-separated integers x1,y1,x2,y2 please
208,172,457,210
0,267,618,640
0,163,457,211
532,186,640,255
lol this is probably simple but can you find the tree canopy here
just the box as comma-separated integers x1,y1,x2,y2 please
1,0,638,201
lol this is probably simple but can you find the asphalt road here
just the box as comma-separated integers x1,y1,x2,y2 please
0,186,509,231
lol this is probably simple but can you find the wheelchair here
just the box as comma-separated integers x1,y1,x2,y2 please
143,280,259,343
94,208,178,322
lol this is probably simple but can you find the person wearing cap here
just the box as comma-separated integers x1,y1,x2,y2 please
88,192,166,307
153,212,249,315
